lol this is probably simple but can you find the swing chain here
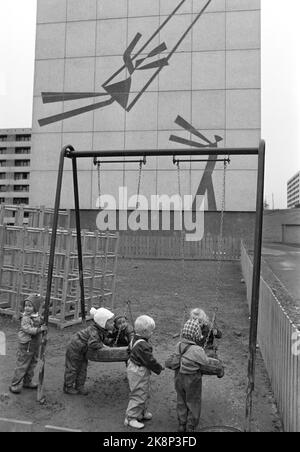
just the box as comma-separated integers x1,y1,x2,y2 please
215,159,228,303
204,159,228,350
176,161,186,277
136,160,143,209
176,160,182,199
97,161,102,209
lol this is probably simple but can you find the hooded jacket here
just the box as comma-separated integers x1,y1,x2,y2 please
18,313,43,344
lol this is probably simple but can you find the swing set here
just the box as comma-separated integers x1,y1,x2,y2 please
37,140,266,433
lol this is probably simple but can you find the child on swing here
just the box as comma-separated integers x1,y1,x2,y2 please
108,313,134,347
124,315,164,429
190,308,222,359
174,318,224,432
10,294,47,394
63,307,115,395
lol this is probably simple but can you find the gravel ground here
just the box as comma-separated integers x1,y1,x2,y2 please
0,259,282,432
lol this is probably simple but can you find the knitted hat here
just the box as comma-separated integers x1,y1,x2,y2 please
182,319,203,343
90,307,114,329
25,294,43,313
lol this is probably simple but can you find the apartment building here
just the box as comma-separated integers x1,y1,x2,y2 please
0,128,31,206
287,171,300,208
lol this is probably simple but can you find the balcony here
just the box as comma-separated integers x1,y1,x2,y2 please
0,141,31,147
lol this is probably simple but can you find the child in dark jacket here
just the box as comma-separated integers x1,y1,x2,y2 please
63,307,114,395
124,315,164,429
174,318,224,433
10,294,47,394
109,314,134,347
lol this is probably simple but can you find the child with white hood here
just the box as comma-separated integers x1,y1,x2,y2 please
63,307,114,395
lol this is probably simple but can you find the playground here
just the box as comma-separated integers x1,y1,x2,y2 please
0,258,282,432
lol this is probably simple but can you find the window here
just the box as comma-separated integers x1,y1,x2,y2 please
0,173,6,180
0,198,5,203
0,185,7,192
0,148,7,154
14,160,30,167
16,135,31,142
15,147,30,155
0,135,8,142
0,161,6,167
13,185,29,192
14,172,30,180
13,198,29,205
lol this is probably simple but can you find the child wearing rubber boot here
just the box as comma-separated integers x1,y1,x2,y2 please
124,315,164,429
63,307,114,395
175,318,224,433
10,294,47,394
190,308,222,359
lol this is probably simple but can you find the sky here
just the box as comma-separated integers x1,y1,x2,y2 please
0,0,299,209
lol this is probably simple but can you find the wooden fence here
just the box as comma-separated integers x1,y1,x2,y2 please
241,242,300,432
119,232,241,261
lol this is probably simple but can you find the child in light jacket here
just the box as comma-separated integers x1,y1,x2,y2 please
10,294,47,394
175,318,224,432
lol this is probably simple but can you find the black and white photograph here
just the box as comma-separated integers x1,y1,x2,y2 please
0,0,299,436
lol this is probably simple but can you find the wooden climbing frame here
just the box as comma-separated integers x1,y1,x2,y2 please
0,224,119,328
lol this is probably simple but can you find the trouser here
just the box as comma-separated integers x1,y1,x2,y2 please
126,360,151,420
175,371,203,429
64,338,88,389
11,339,40,388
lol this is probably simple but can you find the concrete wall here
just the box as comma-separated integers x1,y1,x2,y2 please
282,224,300,245
263,209,300,243
31,0,261,211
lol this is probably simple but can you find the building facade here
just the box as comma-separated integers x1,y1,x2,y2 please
30,0,261,212
287,171,300,209
0,129,32,206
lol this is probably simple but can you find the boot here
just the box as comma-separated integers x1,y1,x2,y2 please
63,386,79,395
138,412,152,421
76,386,89,396
23,382,38,390
9,385,22,394
124,418,144,429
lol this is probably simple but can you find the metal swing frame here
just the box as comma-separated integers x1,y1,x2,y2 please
39,140,266,432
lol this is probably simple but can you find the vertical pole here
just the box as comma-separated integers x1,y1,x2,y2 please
245,140,266,431
71,156,86,323
37,146,68,403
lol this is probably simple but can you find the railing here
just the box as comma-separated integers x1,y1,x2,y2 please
241,242,300,432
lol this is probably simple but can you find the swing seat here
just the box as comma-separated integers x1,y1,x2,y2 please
87,346,129,363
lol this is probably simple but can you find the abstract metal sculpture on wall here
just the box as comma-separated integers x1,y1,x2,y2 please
169,115,224,210
38,0,212,126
